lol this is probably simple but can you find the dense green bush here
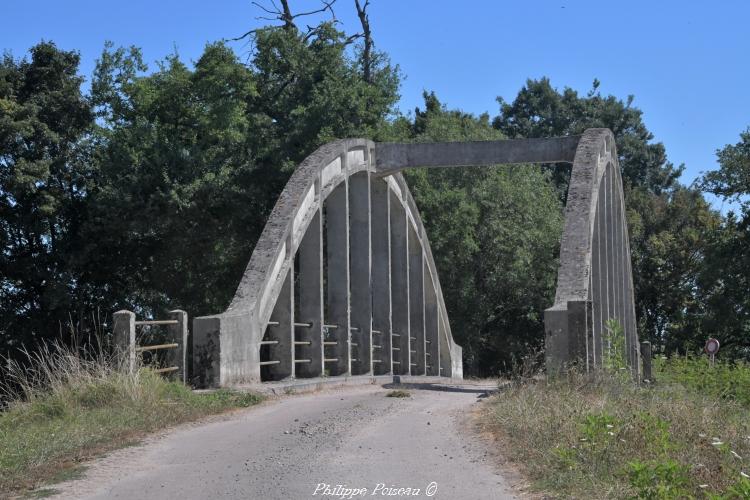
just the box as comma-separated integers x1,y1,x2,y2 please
655,355,750,406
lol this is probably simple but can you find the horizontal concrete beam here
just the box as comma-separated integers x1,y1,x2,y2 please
375,136,581,174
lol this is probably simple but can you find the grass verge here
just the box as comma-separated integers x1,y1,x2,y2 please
385,389,411,398
480,364,750,499
0,344,262,495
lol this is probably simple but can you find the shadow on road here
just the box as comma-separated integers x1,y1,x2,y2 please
382,382,499,395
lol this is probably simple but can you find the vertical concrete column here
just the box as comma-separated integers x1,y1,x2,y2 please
390,196,410,375
113,310,136,374
349,172,372,375
424,267,440,376
612,169,623,361
167,310,188,383
611,166,627,365
607,165,621,328
620,188,638,368
267,269,294,380
586,272,595,371
408,226,425,375
296,210,324,377
640,341,652,382
371,179,392,375
325,181,351,376
595,178,607,366
438,313,451,377
567,300,592,367
603,166,614,358
613,175,628,365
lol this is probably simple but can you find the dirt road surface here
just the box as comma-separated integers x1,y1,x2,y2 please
49,382,517,500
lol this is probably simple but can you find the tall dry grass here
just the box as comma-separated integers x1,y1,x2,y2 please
0,341,261,495
1,340,137,406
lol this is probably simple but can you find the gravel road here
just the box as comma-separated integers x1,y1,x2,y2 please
49,382,516,500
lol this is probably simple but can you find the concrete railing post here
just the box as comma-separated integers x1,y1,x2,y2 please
113,310,136,374
640,341,652,382
167,310,188,383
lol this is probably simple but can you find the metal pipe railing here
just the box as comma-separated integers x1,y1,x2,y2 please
135,343,178,352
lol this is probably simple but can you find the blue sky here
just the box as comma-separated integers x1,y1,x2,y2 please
4,0,749,208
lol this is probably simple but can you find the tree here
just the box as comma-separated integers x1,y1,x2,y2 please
0,42,94,352
626,186,720,351
85,15,400,320
697,128,750,359
494,78,683,195
83,43,265,318
1,6,401,357
702,128,750,208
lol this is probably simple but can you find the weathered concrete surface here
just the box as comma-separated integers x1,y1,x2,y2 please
193,129,639,385
166,310,189,384
194,139,463,387
48,384,516,500
544,129,640,376
375,136,580,174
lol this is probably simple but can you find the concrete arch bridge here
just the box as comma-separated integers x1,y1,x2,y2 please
193,128,640,387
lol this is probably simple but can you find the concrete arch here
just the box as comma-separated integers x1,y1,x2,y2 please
544,129,640,375
193,139,462,387
192,129,639,387
374,128,639,376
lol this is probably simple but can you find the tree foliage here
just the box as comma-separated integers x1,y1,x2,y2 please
494,77,682,195
0,13,399,355
702,129,750,205
0,42,93,350
697,129,750,358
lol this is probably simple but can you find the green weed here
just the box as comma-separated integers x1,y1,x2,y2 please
386,389,411,398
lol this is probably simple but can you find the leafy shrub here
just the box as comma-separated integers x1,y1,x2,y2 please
604,318,628,372
656,355,750,406
627,459,692,499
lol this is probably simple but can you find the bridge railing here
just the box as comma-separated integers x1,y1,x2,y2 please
112,310,188,383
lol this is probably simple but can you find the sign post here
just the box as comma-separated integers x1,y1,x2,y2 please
704,338,720,367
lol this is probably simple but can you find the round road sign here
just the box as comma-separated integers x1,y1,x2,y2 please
705,338,720,355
